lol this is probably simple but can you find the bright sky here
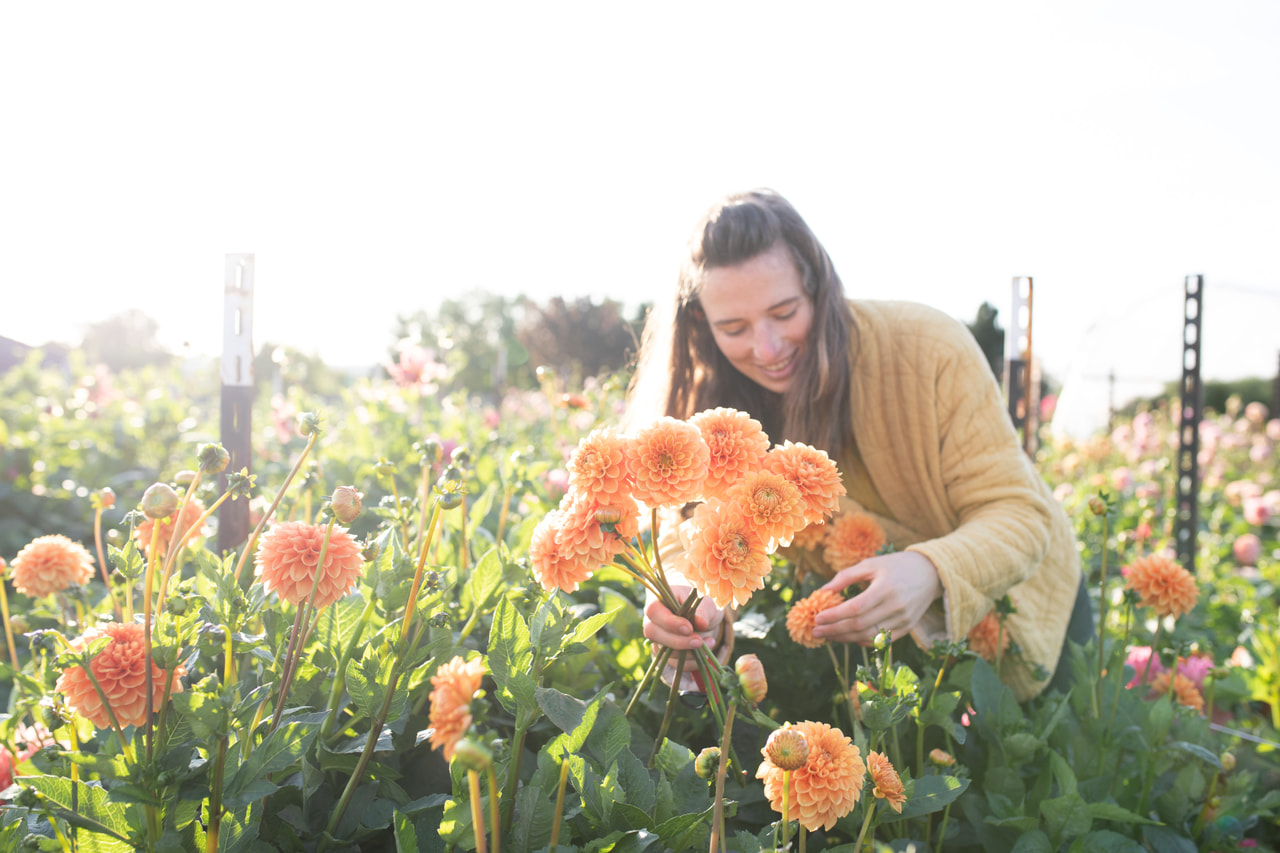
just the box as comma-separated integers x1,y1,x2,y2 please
3,2,1278,428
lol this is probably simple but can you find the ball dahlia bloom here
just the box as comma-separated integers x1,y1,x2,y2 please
56,622,185,729
1123,554,1198,620
567,427,633,505
1149,671,1205,714
791,522,828,551
756,720,865,831
763,442,846,526
822,512,886,573
1233,533,1262,566
728,471,806,548
689,408,770,501
255,521,365,608
867,750,907,813
786,588,845,648
427,655,486,761
674,498,771,609
625,417,710,508
9,534,95,598
133,497,207,558
966,609,1012,662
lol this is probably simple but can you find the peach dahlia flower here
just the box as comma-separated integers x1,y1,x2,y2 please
757,720,865,831
867,750,907,813
133,497,207,558
676,498,771,609
56,622,185,729
728,471,806,548
9,534,95,598
255,521,365,608
428,655,486,761
822,512,885,573
786,588,845,648
626,417,710,508
529,510,598,593
689,408,770,501
1124,554,1198,620
763,442,846,526
1150,671,1205,714
567,428,633,505
966,609,1012,662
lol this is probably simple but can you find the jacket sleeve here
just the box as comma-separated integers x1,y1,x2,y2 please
904,322,1056,640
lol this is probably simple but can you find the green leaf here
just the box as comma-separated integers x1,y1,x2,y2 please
653,804,716,851
885,774,970,821
1010,830,1053,853
1078,829,1146,852
539,686,604,761
1049,750,1078,796
489,597,536,714
223,720,318,807
22,775,138,848
1087,802,1159,826
569,606,619,647
1145,697,1173,741
1140,824,1197,853
1166,740,1221,767
346,645,408,722
1041,793,1092,845
462,547,504,616
393,811,419,853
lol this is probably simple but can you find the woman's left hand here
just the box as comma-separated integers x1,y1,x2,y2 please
811,551,942,646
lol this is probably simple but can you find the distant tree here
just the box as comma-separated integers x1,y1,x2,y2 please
392,293,533,398
966,302,1005,379
80,310,173,371
253,343,351,399
517,296,645,384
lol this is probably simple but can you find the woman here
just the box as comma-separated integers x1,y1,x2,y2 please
631,189,1088,701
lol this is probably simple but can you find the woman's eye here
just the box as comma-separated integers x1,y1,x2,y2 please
773,309,797,321
720,327,746,337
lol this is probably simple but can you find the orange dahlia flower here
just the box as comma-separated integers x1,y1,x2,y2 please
428,655,486,761
757,720,865,831
1150,671,1205,713
689,408,770,501
791,522,828,551
555,493,639,569
763,442,845,526
529,510,597,593
966,609,1012,662
9,534,95,598
133,497,207,558
867,750,907,813
567,428,633,505
677,498,771,609
728,471,806,548
786,588,845,648
626,417,710,507
822,512,885,573
55,622,185,729
1124,554,1198,619
254,522,365,608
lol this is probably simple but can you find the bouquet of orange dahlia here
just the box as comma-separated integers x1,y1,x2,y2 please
529,407,844,725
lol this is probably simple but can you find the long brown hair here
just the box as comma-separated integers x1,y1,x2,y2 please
628,190,854,457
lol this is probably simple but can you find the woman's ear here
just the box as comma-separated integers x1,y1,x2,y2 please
691,303,705,324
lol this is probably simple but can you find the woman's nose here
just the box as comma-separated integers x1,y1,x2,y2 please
752,324,781,361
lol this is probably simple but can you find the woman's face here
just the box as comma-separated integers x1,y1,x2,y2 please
697,242,814,394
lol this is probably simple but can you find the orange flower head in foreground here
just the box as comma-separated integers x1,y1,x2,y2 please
966,608,1012,662
763,442,846,525
786,588,845,648
764,726,810,771
255,521,365,608
1124,553,1198,619
689,408,770,501
791,521,828,551
867,751,907,813
555,492,640,569
567,427,633,505
822,512,886,573
626,417,710,507
529,510,598,593
428,655,486,761
56,622,185,729
677,498,771,609
1150,671,1206,714
757,720,865,831
728,471,806,548
9,534,95,598
133,497,207,558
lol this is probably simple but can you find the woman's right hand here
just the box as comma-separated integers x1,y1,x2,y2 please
643,587,728,688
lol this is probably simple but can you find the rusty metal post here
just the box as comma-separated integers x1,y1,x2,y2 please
219,254,255,553
1002,276,1037,455
1175,274,1204,573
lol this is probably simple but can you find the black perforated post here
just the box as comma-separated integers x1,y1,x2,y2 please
1175,275,1204,573
219,254,254,553
1002,276,1037,455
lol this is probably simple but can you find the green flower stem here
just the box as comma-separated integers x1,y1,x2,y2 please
499,706,533,839
205,736,229,853
495,482,513,546
320,594,378,741
399,501,444,653
1105,602,1135,740
549,759,570,850
1137,687,1178,816
385,475,412,554
626,643,671,716
933,799,953,853
487,766,501,853
157,490,232,608
468,769,488,853
270,518,337,734
826,644,856,734
0,570,19,668
781,769,792,849
54,634,133,760
1095,510,1111,715
93,503,123,621
709,700,737,853
233,430,318,585
853,798,876,853
143,522,163,764
647,650,689,767
458,492,470,572
1139,620,1164,693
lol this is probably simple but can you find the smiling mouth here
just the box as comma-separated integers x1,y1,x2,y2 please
757,351,797,376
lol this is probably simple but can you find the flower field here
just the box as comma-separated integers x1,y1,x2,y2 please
0,349,1278,852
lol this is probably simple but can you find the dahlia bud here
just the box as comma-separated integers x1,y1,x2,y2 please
8,614,29,636
735,654,768,705
595,506,624,526
198,443,231,474
873,630,890,651
95,488,116,510
929,748,956,767
452,737,492,771
1220,751,1235,772
1088,495,1107,516
140,483,180,519
694,746,721,780
174,470,198,487
167,596,188,616
331,486,363,524
450,446,471,468
764,727,810,771
418,439,443,468
297,411,322,437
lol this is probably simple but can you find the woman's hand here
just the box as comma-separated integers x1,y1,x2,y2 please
812,551,942,646
643,586,730,689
